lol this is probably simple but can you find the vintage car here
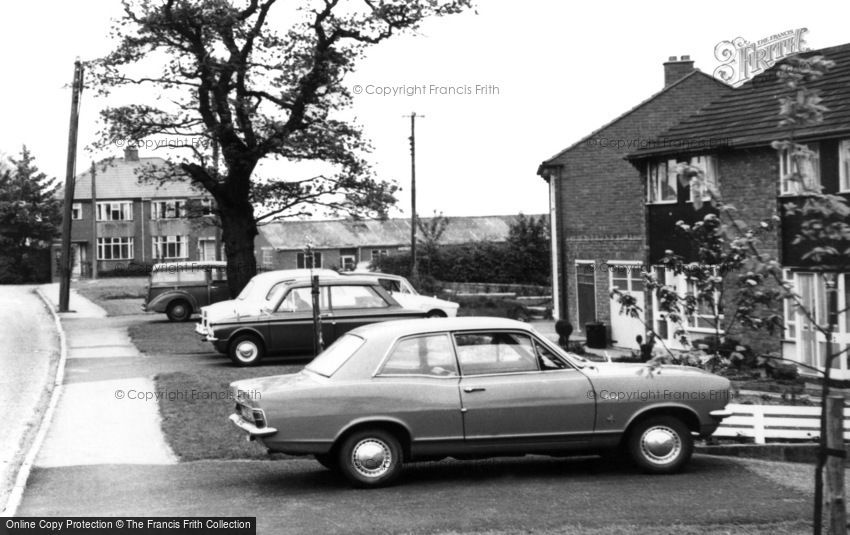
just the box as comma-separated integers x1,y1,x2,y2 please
143,261,230,321
342,271,460,317
228,317,732,488
196,270,425,365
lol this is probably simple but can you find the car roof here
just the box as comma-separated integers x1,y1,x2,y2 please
250,269,341,285
350,316,533,338
151,261,227,272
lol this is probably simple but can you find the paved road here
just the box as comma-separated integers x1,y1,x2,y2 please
0,285,58,512
19,455,809,533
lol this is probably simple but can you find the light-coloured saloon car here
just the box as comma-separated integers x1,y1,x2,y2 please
342,271,460,317
229,317,732,488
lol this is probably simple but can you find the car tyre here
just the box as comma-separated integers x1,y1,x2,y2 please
228,333,265,367
166,299,192,322
338,429,403,488
627,415,693,474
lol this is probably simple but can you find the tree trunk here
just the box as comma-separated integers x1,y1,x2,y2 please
219,207,258,298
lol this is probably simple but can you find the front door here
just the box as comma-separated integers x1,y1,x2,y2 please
793,272,850,380
608,262,645,349
454,331,595,446
575,262,596,332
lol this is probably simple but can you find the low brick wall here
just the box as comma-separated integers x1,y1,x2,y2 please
440,281,550,297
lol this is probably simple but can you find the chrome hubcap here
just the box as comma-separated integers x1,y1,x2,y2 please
173,305,186,316
236,341,258,361
351,438,392,478
640,426,681,464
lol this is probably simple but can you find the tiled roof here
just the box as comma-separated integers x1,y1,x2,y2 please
258,215,545,250
628,42,850,158
71,156,205,200
539,70,729,168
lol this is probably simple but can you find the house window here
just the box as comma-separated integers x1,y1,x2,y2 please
201,198,214,215
783,269,797,340
261,248,274,267
688,155,719,203
152,235,188,259
71,203,82,220
96,201,133,221
371,249,389,261
297,251,323,269
651,266,723,344
340,255,357,271
779,143,820,195
151,200,186,219
97,237,134,260
839,140,850,192
647,159,677,203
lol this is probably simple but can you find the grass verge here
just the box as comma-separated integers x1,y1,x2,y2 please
155,363,304,461
75,277,149,316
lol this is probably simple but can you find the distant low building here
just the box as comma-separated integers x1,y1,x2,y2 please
52,147,221,279
255,215,538,271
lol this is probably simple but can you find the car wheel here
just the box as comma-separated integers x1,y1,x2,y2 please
627,415,693,473
228,333,265,367
314,453,338,471
338,429,403,488
166,300,192,322
425,309,446,318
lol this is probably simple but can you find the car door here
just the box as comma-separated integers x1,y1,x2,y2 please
268,285,332,354
372,333,464,450
208,267,230,305
455,331,596,445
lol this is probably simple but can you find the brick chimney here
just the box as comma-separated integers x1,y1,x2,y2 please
124,146,139,162
663,55,695,87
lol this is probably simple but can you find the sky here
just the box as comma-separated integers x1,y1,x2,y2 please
0,0,847,219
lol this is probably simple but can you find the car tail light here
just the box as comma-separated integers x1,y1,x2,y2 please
251,409,267,429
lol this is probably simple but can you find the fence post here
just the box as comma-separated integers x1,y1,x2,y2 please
825,395,846,535
753,406,766,445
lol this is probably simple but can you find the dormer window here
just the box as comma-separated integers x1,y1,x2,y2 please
779,143,820,195
647,159,677,203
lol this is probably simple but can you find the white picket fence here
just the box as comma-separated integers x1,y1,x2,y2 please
713,403,850,444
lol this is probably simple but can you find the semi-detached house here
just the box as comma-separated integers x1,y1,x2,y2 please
627,42,850,379
537,55,732,348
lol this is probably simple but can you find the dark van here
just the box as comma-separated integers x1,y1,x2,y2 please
143,261,230,321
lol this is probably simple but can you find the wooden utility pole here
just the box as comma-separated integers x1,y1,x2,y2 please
404,112,423,286
825,395,846,534
90,161,97,279
58,59,85,312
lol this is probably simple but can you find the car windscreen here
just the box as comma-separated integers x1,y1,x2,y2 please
306,334,365,377
236,280,255,301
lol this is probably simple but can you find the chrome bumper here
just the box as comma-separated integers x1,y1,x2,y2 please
194,322,218,341
710,409,734,419
228,413,277,438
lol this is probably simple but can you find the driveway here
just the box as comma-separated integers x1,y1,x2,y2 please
0,285,59,513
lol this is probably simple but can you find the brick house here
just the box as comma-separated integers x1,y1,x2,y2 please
627,42,850,379
53,147,221,278
537,56,732,348
254,215,532,271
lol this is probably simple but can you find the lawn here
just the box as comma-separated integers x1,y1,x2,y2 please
154,364,305,461
74,276,149,316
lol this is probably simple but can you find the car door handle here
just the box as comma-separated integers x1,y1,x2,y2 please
463,387,486,393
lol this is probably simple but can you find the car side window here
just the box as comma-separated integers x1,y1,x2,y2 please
276,287,328,312
378,279,401,293
211,267,227,282
331,285,388,309
380,334,458,376
534,340,570,370
454,332,539,375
